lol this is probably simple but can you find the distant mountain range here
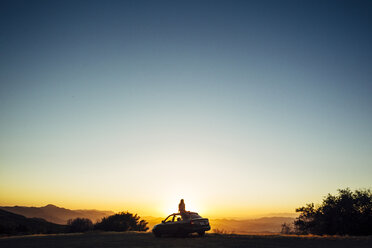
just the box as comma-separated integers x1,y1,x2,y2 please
1,204,295,233
0,209,66,235
0,204,114,225
209,217,295,233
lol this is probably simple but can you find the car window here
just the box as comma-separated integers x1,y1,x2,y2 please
173,214,187,221
164,215,174,222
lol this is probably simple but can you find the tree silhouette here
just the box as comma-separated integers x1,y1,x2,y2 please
67,218,93,232
280,222,293,234
94,212,148,232
294,188,372,235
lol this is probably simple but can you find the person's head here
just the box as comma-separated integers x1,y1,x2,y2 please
180,199,184,203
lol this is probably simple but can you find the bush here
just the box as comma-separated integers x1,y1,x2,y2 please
94,212,148,232
294,188,372,235
67,218,93,232
280,222,293,234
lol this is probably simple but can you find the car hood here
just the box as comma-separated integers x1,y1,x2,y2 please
152,224,161,230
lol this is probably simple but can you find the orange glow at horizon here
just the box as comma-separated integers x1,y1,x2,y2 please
0,171,322,219
0,188,299,219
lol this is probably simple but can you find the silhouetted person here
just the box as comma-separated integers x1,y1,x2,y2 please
178,199,189,220
179,199,186,213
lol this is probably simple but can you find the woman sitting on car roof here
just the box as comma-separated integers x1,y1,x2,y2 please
178,199,190,220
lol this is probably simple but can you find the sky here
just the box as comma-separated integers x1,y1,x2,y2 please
0,0,371,219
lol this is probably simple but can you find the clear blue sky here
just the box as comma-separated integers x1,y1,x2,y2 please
0,0,371,217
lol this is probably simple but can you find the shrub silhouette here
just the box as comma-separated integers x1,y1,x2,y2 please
94,212,148,232
294,188,372,235
280,222,293,234
67,218,93,232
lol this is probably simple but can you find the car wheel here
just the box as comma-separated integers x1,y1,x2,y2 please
198,231,205,237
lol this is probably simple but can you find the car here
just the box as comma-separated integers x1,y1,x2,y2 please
152,211,211,237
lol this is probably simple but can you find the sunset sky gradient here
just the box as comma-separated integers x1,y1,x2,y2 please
1,0,371,218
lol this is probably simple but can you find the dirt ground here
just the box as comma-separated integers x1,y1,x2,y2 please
1,232,371,248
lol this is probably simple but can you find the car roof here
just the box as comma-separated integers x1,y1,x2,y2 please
169,212,198,216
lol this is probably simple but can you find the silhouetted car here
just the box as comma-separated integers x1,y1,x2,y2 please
152,211,210,237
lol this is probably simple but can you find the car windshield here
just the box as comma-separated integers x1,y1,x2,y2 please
163,215,174,222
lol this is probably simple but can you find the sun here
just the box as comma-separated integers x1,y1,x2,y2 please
160,194,205,217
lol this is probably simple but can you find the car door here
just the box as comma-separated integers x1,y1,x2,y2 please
162,215,178,234
172,214,186,233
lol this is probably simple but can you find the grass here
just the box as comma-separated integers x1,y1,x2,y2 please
1,231,372,248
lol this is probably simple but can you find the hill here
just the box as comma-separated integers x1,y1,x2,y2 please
0,209,66,235
0,205,114,225
1,205,294,233
210,217,295,233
